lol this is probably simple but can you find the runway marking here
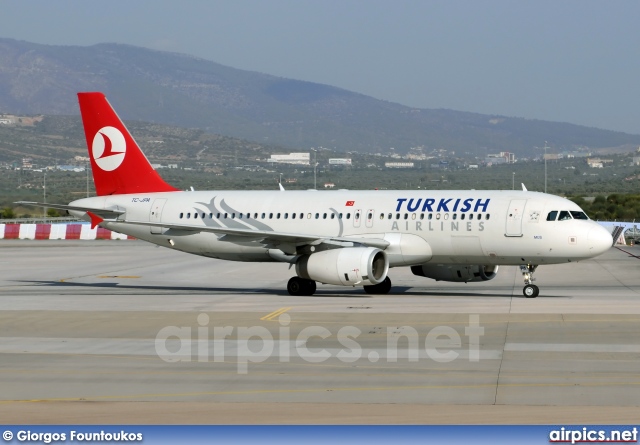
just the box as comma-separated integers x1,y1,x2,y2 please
97,276,141,279
260,307,292,321
5,378,640,404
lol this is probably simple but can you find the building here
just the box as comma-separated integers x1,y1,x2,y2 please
268,153,310,165
485,151,516,165
385,162,414,168
328,158,352,165
324,183,335,189
587,158,613,168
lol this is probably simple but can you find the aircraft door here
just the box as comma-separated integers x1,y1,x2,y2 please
149,198,167,234
505,199,526,237
365,209,375,228
353,209,362,228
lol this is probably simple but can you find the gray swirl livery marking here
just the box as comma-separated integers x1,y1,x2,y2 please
192,196,275,232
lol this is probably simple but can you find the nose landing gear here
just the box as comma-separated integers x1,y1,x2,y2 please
520,264,539,298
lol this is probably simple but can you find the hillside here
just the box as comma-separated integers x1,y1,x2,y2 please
1,38,640,155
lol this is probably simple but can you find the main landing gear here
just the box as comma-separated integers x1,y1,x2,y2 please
287,277,316,296
520,264,539,298
286,276,393,296
363,277,392,295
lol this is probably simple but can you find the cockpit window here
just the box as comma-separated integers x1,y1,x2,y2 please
558,210,572,221
570,211,589,220
546,211,558,221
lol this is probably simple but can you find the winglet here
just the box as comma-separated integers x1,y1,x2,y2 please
86,211,104,229
521,183,528,192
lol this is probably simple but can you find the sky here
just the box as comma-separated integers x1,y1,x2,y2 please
1,0,640,134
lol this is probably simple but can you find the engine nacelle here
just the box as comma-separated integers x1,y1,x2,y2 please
296,247,389,286
411,264,499,283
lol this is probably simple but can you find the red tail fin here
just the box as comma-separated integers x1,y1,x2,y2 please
77,92,179,196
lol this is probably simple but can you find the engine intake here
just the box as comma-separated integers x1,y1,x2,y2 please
296,247,389,286
411,264,499,283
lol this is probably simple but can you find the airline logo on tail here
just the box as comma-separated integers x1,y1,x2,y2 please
92,126,126,171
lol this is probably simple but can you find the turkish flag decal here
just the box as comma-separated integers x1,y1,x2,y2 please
345,201,355,206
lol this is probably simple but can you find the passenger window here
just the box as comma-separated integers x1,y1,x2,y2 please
179,213,184,219
368,213,372,220
238,213,242,219
323,213,327,219
436,213,441,220
300,213,304,219
346,213,351,220
461,214,465,220
355,212,360,220
315,213,319,219
292,213,296,219
261,213,265,219
379,213,384,219
307,213,311,219
269,213,273,219
339,213,343,219
396,213,400,220
388,213,392,219
331,213,335,219
428,214,433,220
477,214,481,220
209,213,213,219
420,213,424,220
284,213,288,219
194,213,198,219
277,213,281,219
486,214,490,220
453,214,457,220
232,213,235,219
558,211,572,221
187,213,191,219
254,213,258,219
201,213,205,219
404,213,408,220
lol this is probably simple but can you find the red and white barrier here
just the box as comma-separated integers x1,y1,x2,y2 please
0,223,135,240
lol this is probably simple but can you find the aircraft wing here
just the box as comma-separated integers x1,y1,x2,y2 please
101,217,390,252
15,201,125,218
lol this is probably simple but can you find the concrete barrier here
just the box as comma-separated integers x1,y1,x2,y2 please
0,223,135,240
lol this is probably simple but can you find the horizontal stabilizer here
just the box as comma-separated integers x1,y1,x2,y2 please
15,201,125,218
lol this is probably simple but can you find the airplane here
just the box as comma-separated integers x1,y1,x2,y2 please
18,92,613,298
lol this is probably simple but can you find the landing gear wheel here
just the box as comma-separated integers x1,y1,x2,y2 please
523,284,539,298
519,264,540,298
287,277,316,296
363,276,392,295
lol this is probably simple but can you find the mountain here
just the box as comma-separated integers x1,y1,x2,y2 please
1,38,639,155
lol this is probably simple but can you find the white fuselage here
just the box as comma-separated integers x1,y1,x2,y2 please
69,189,612,268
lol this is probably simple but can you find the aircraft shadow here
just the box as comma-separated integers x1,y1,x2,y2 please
15,280,569,299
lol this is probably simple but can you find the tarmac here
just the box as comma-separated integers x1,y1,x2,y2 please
1,240,640,424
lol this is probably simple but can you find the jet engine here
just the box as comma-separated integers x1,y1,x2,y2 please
296,247,389,286
411,264,499,283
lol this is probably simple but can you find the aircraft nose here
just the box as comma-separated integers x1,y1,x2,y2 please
588,224,613,256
